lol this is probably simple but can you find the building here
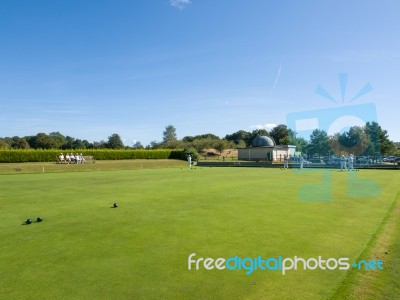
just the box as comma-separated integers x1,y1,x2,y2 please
238,135,296,162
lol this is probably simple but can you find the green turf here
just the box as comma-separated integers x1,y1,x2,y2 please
0,165,399,299
0,159,186,175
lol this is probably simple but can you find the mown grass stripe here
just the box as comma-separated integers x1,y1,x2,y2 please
331,191,400,299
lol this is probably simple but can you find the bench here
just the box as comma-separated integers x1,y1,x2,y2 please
83,156,95,163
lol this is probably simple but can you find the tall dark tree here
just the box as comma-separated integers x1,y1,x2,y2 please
163,125,177,143
49,132,66,149
29,133,57,149
72,139,88,149
15,138,30,149
364,121,396,155
333,126,369,156
107,134,124,149
62,136,75,149
307,129,330,157
269,125,289,145
9,136,30,149
161,125,183,149
225,130,251,146
339,129,359,149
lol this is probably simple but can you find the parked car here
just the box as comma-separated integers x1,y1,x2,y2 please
382,156,396,163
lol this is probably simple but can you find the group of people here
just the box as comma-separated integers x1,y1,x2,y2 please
340,154,355,171
58,153,86,164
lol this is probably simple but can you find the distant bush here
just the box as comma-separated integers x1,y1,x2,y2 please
183,147,199,161
0,149,185,163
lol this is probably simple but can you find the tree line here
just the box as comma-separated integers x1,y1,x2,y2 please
0,122,398,158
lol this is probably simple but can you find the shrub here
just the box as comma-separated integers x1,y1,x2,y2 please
0,149,186,163
183,147,199,161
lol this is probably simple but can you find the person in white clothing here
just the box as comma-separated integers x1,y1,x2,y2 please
348,154,355,171
80,153,86,164
283,154,289,169
340,155,347,171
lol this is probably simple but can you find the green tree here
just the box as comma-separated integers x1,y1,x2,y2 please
15,138,30,149
331,126,370,156
10,136,30,149
235,140,247,149
148,140,161,149
133,141,144,149
193,133,220,140
215,140,229,155
160,125,182,149
0,139,10,149
364,121,396,156
62,136,75,149
292,137,309,153
182,136,195,143
191,138,215,152
82,140,93,149
269,124,289,145
183,147,199,161
72,139,88,149
307,129,330,157
107,134,124,149
225,130,251,146
49,132,67,149
29,133,57,149
93,140,107,149
163,125,177,146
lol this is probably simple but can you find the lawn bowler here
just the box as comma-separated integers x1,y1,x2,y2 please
348,154,355,171
283,154,289,169
340,155,347,171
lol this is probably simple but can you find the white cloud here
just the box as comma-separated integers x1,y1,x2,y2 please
250,123,277,130
170,0,191,9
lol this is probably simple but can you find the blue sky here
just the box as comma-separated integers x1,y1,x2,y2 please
1,0,399,146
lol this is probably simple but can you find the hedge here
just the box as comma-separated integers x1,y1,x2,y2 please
0,149,186,163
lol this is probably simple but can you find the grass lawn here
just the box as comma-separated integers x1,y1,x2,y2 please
0,162,399,299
